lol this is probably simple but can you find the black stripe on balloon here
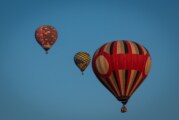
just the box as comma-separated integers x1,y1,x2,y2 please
135,42,143,55
96,76,115,96
110,41,115,54
124,70,128,95
144,46,149,54
136,78,145,90
123,41,128,53
131,77,145,96
129,71,141,96
112,70,120,94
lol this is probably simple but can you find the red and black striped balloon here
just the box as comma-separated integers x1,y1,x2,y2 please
92,40,151,113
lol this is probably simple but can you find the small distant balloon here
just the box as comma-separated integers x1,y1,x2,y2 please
35,25,58,54
74,52,90,75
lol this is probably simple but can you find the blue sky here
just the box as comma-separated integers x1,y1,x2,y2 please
0,0,179,120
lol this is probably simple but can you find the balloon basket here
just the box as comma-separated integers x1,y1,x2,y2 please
121,105,127,113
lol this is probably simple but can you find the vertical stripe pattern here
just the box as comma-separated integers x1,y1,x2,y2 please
92,40,152,105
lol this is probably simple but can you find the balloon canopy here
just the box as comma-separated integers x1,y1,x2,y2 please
35,25,58,54
74,52,91,75
92,40,151,112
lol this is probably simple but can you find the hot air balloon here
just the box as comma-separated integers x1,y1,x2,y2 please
74,52,90,75
35,25,58,54
92,40,151,113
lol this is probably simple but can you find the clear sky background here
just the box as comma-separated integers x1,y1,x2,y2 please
0,0,179,120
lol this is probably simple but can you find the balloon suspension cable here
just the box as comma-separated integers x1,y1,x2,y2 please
121,105,127,113
45,51,48,54
82,71,84,75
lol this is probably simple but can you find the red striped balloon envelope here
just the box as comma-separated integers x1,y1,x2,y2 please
92,40,151,113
